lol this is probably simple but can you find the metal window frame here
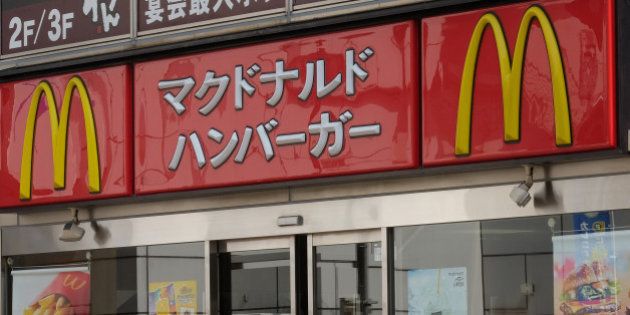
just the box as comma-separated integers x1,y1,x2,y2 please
204,241,217,315
617,0,630,152
311,229,381,246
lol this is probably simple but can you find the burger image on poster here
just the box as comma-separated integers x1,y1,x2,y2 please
558,262,619,314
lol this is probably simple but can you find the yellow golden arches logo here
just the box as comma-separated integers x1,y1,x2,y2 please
62,274,88,290
455,5,572,156
19,76,101,201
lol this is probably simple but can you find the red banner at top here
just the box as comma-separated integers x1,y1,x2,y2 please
422,0,616,166
134,21,419,195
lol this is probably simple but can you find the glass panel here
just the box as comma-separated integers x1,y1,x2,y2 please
220,248,291,315
7,242,206,315
93,243,207,315
147,243,206,315
481,216,559,314
392,213,620,315
91,247,144,315
393,222,483,315
315,242,382,315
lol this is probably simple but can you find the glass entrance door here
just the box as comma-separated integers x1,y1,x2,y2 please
215,236,297,315
308,230,384,315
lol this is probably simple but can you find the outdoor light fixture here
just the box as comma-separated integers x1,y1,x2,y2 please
59,208,85,242
277,215,303,227
510,165,534,207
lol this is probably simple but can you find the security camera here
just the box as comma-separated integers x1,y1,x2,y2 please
510,182,532,207
59,221,85,242
510,165,534,207
59,208,85,242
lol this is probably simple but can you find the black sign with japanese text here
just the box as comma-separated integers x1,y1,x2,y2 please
293,0,356,8
138,0,285,34
1,0,131,56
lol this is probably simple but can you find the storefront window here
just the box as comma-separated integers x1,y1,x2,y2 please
8,242,206,315
7,211,630,315
146,243,206,315
393,222,483,314
392,212,621,314
315,242,382,315
91,247,144,315
219,248,291,314
481,216,559,314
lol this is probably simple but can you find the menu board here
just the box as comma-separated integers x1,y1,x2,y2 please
12,267,90,315
1,0,131,56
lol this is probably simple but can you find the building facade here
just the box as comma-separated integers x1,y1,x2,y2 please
0,0,629,314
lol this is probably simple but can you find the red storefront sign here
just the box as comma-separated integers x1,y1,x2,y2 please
422,0,616,166
135,21,419,195
0,66,133,208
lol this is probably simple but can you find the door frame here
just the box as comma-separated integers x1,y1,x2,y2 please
209,235,297,315
307,228,391,315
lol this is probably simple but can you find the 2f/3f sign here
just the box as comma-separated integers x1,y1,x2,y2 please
1,0,131,56
8,10,74,50
422,0,616,166
0,66,133,208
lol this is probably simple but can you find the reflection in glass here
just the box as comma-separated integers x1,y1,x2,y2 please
315,242,382,315
91,243,207,315
481,216,559,314
392,216,583,314
147,243,206,315
393,223,482,315
7,243,207,315
91,247,144,315
219,248,290,315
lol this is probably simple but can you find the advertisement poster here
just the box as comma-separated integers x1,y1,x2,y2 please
12,267,90,315
149,280,197,315
552,230,630,314
573,212,611,234
408,267,467,314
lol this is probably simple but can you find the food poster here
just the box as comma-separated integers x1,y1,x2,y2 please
407,267,467,314
552,229,630,314
148,280,197,315
12,267,90,315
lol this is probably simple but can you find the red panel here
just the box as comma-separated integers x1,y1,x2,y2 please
422,0,616,166
0,66,133,207
135,21,419,195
